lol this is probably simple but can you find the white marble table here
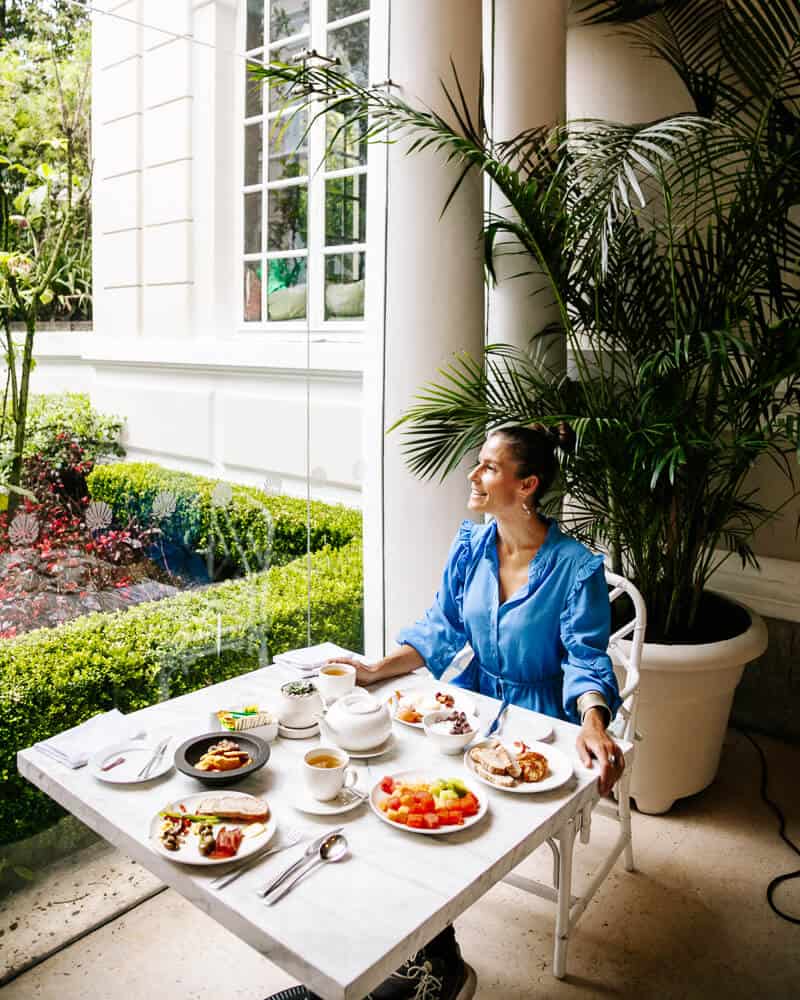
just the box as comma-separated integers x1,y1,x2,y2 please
18,666,632,999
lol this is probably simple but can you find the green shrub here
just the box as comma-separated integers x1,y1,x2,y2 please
87,463,362,574
3,392,125,468
0,539,363,845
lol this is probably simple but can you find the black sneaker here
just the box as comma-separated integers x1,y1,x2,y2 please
262,988,321,1000
365,937,476,1000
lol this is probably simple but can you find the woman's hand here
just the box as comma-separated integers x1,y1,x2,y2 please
324,655,383,686
575,707,624,795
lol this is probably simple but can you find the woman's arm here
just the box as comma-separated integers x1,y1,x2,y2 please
326,645,424,687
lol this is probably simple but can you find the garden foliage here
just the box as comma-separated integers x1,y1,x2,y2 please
87,462,362,576
0,537,363,843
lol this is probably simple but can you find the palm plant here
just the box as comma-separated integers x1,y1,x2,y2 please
252,0,800,642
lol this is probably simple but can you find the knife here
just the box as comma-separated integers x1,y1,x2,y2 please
256,826,342,898
210,829,306,890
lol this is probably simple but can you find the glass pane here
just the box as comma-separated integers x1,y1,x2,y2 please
268,37,310,110
325,251,365,319
270,0,310,41
328,20,369,86
244,122,263,186
325,174,366,246
268,185,308,251
245,69,263,119
244,192,262,253
246,0,265,50
328,0,369,21
325,103,367,170
244,261,263,321
267,257,307,319
268,111,308,181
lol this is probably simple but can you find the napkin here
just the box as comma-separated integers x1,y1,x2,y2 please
272,642,361,676
34,709,144,769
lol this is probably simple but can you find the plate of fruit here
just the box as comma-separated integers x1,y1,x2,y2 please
387,688,478,728
370,771,487,835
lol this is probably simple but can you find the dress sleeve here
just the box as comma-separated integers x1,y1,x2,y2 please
559,554,622,724
395,521,472,679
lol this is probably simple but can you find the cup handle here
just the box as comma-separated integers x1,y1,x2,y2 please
343,768,358,789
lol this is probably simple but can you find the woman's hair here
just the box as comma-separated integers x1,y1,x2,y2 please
489,422,576,508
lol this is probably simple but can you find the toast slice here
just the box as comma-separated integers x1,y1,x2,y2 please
472,761,518,788
469,744,513,775
194,794,269,823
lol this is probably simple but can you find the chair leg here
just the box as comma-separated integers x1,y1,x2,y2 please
553,815,577,980
618,770,635,872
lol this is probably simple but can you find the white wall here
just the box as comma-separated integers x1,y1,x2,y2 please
34,0,364,507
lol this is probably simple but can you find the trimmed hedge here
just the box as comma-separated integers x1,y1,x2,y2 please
87,463,362,575
0,539,363,845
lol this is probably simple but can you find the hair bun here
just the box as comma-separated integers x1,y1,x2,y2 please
529,421,576,455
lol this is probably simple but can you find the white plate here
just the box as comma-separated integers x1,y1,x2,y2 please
149,791,276,865
291,785,368,815
369,770,488,836
464,740,573,794
278,721,320,740
387,687,478,730
329,733,395,759
89,741,173,784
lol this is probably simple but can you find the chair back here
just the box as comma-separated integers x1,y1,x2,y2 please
605,570,647,743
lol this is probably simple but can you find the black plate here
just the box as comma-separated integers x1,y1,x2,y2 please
174,732,270,786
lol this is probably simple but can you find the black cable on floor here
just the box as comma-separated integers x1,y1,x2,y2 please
734,726,800,925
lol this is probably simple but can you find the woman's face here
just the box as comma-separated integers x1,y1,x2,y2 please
467,435,538,516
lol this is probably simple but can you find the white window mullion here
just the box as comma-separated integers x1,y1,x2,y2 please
307,0,328,332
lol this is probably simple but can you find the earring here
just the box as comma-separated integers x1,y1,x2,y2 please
521,500,532,517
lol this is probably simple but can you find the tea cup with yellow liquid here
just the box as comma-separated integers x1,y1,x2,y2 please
303,747,358,801
315,662,357,703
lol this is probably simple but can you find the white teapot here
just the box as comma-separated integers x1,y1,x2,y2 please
318,691,392,751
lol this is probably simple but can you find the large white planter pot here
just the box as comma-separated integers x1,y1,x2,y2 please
614,599,768,815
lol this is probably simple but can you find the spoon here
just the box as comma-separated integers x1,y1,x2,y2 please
263,833,348,905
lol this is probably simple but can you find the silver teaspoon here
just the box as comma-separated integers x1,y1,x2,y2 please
263,833,348,905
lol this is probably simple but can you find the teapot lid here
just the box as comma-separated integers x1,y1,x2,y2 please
338,692,381,715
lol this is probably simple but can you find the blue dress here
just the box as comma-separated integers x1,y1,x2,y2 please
396,518,621,724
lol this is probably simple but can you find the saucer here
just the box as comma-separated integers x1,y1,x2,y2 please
291,785,368,815
278,721,320,740
331,733,395,759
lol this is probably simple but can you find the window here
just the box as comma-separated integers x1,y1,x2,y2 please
242,0,370,324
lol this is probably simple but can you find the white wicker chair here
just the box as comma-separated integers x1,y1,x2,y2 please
501,568,647,978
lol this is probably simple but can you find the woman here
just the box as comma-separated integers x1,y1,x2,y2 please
267,424,624,1000
346,423,623,787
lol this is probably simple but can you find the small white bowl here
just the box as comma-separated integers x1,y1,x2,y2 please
422,710,477,755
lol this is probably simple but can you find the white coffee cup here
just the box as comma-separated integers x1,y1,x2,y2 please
303,747,358,801
316,662,357,703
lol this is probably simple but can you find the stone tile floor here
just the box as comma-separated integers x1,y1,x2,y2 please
3,728,798,1000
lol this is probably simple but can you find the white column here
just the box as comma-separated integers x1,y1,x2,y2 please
363,0,485,655
91,0,144,337
483,0,566,362
191,0,239,340
140,0,194,338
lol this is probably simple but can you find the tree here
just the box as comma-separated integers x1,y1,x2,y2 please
0,0,88,49
0,11,91,511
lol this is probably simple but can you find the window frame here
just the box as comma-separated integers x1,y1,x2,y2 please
238,0,372,334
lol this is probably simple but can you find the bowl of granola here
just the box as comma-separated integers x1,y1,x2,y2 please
422,710,477,755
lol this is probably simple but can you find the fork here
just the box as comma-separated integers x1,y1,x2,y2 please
210,825,306,890
137,736,170,779
483,700,509,739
